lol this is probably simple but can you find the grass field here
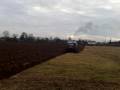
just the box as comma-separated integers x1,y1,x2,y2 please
0,46,120,90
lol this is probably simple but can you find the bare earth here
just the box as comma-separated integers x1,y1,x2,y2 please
0,46,120,90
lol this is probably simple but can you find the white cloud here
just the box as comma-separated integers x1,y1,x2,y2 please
0,0,120,41
99,5,113,10
109,0,120,3
32,6,50,13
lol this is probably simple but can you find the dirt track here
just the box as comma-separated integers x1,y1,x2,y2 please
0,46,120,90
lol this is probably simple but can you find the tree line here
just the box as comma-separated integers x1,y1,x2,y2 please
1,30,119,46
0,31,65,43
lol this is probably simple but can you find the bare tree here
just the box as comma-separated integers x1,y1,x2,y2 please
3,30,10,38
12,34,18,38
28,34,35,41
19,32,28,41
12,34,18,41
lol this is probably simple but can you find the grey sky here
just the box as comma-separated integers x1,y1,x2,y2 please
0,0,120,41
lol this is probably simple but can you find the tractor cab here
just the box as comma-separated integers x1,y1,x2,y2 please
66,40,80,53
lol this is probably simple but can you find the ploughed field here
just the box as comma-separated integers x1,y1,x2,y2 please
0,42,66,79
0,46,120,90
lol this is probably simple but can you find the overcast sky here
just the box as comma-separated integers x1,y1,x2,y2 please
0,0,120,41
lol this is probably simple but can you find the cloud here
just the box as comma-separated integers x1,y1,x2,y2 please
109,0,120,3
0,0,120,41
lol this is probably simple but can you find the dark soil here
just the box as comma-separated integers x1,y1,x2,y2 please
0,42,66,79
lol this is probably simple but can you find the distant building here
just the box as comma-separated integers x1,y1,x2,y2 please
87,41,97,45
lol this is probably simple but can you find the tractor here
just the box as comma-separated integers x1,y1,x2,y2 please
66,40,80,53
